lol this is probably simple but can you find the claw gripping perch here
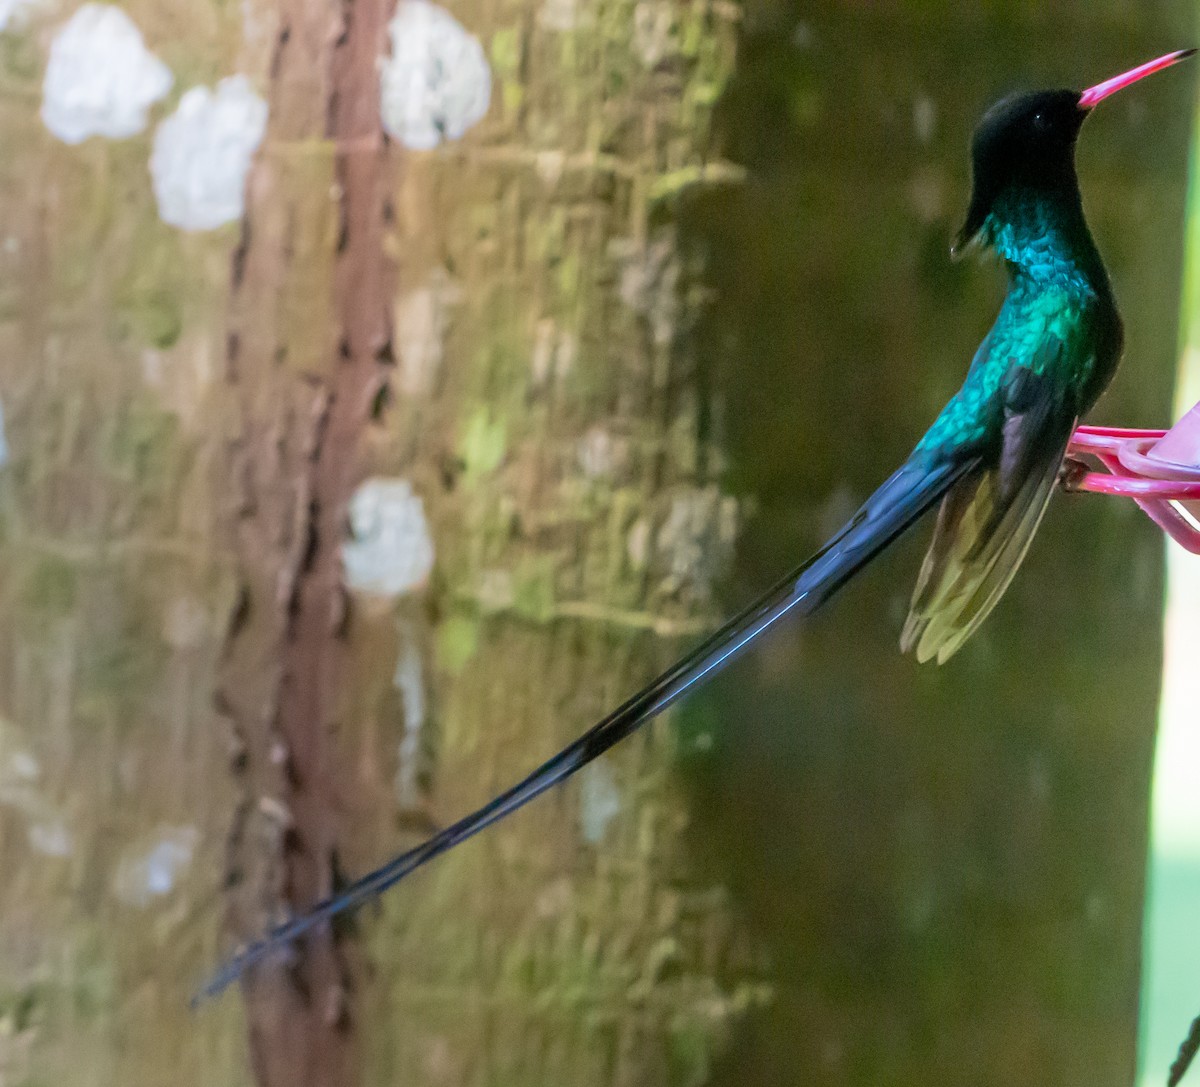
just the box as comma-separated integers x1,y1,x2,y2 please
1065,400,1200,552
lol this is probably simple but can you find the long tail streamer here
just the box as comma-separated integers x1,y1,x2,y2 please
196,456,972,1003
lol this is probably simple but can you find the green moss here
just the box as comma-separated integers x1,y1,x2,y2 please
490,27,522,76
105,396,182,495
490,27,525,114
458,406,507,486
64,925,117,1018
0,30,40,83
0,981,43,1033
115,286,183,349
668,1016,715,1087
527,206,566,267
501,81,525,113
436,614,480,675
511,554,556,621
78,632,166,722
557,248,582,302
21,555,78,617
648,163,744,205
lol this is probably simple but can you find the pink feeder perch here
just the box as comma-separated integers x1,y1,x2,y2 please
1066,401,1200,553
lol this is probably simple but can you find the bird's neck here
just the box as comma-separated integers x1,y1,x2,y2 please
986,187,1109,295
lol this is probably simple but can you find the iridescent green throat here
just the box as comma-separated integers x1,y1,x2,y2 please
983,188,1108,296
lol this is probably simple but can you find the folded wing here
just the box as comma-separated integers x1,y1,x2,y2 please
901,345,1078,664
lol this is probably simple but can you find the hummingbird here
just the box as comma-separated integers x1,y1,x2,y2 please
199,49,1195,1000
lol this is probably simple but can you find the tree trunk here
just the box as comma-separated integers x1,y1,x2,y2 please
220,0,752,1082
217,0,396,1081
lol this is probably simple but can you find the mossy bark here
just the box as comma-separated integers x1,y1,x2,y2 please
336,0,759,1083
0,0,750,1077
219,0,753,1083
0,3,249,1084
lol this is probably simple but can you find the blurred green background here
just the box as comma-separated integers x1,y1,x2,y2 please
675,5,1195,1085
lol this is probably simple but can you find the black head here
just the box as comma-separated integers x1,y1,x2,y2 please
954,50,1195,258
954,90,1084,256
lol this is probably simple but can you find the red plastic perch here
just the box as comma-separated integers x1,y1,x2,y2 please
1066,400,1200,554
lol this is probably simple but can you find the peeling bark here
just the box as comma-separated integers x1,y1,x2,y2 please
217,0,395,1081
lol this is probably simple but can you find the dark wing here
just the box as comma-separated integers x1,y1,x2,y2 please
792,455,980,612
900,348,1076,664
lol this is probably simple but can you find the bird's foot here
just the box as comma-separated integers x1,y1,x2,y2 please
1057,455,1092,493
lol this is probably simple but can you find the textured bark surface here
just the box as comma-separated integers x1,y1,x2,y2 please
334,0,758,1082
219,0,753,1081
0,0,753,1076
217,0,397,1081
0,3,251,1084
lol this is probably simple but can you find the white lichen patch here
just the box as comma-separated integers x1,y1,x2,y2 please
537,0,579,32
475,567,514,611
28,821,72,857
380,0,491,150
7,750,38,781
613,234,681,346
912,93,937,146
113,825,198,906
578,424,619,477
534,149,565,187
150,76,268,231
530,319,575,387
579,759,621,843
626,517,651,569
42,4,172,144
0,732,73,858
395,269,461,397
163,595,209,649
0,0,39,33
343,478,435,597
632,1,676,67
141,339,218,430
655,486,740,596
392,635,425,805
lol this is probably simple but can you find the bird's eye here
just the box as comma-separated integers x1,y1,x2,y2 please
1033,111,1048,130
